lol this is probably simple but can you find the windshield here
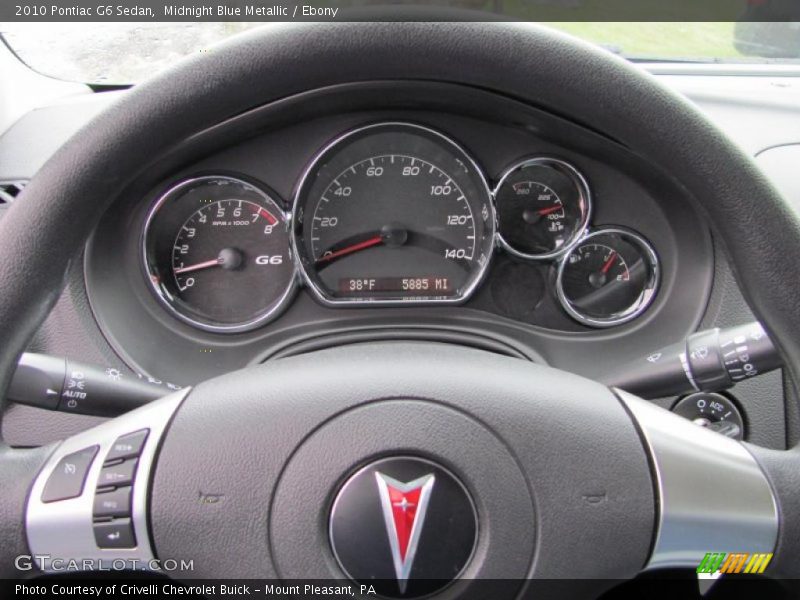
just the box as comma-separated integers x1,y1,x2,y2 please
2,21,799,85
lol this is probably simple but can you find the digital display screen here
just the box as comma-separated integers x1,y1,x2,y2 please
338,277,454,296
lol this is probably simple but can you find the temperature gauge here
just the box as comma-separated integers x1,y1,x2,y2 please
494,158,591,260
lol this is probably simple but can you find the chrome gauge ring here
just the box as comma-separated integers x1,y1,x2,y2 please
556,227,660,327
292,122,496,306
493,157,591,261
142,175,297,333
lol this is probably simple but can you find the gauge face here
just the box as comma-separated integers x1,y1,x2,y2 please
293,123,495,304
494,158,590,259
143,176,296,332
556,228,659,327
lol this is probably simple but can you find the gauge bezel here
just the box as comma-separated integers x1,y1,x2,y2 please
141,174,298,334
555,226,660,328
291,122,497,307
493,157,592,261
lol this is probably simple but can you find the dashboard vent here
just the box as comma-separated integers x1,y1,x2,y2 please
0,180,27,205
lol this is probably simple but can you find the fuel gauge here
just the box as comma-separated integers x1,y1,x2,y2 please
556,228,659,327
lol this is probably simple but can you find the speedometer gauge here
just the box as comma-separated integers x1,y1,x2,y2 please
143,176,296,332
293,123,495,304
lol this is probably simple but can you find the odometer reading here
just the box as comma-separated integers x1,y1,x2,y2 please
339,276,452,295
293,123,495,304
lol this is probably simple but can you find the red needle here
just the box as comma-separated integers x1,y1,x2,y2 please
174,258,222,275
254,207,278,225
317,235,383,264
537,205,562,216
601,251,618,274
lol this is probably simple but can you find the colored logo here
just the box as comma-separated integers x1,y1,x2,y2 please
329,457,477,598
696,552,773,575
375,473,435,594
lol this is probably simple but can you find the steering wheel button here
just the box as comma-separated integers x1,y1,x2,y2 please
93,486,132,518
93,518,136,549
105,429,149,463
41,445,98,503
97,459,138,488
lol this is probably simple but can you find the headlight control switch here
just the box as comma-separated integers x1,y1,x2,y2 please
671,392,745,441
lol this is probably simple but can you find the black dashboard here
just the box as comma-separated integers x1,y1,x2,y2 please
84,82,712,385
1,76,792,451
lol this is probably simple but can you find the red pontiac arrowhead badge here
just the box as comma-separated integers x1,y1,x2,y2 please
375,472,436,593
329,457,477,598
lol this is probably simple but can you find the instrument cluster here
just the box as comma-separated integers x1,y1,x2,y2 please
142,122,660,333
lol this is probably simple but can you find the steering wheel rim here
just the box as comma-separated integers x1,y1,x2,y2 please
1,21,798,589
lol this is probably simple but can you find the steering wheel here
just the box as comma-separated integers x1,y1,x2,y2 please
1,22,799,598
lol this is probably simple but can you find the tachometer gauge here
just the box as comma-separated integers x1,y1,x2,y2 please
293,123,495,304
143,176,296,332
556,228,659,327
494,158,590,260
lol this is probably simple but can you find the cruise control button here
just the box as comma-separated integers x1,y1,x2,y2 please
97,459,137,488
105,430,149,463
41,445,99,503
93,486,132,518
94,518,136,549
